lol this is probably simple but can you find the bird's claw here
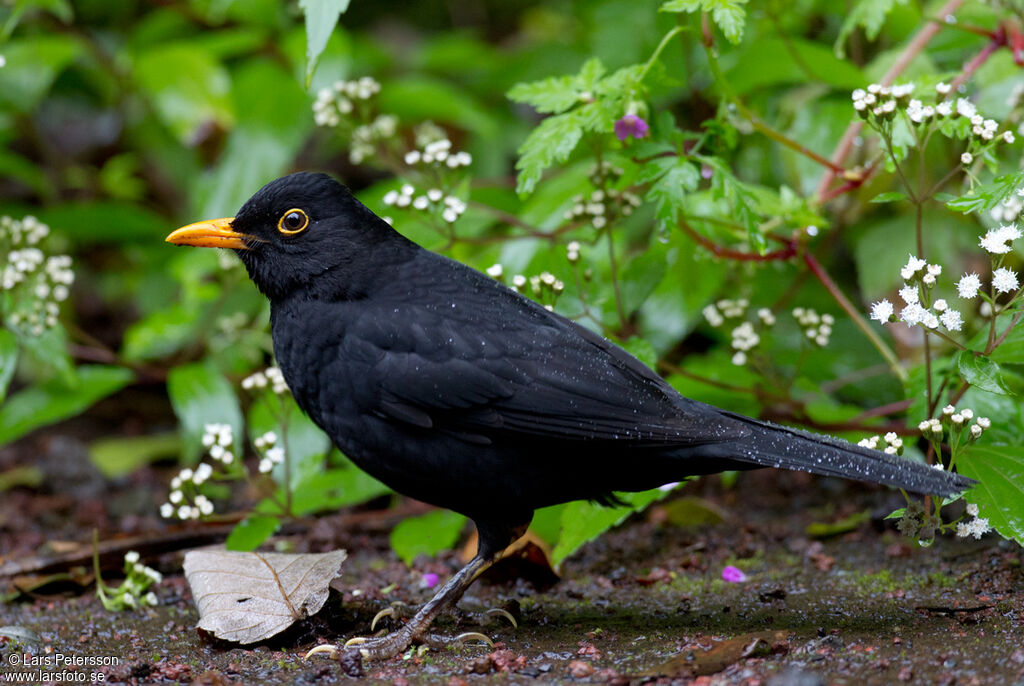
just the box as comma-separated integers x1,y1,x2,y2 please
485,607,519,629
370,607,394,631
303,644,341,660
344,636,370,648
421,631,495,650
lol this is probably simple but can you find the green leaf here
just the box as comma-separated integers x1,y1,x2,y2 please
945,171,1024,215
551,488,674,569
248,394,331,496
835,0,904,57
660,0,748,45
298,0,350,87
640,156,700,222
122,304,203,362
0,365,134,446
870,191,907,204
167,362,244,463
196,60,315,218
956,351,1012,396
621,336,657,371
291,464,392,516
226,514,281,552
959,445,1024,545
620,246,669,316
0,35,80,112
507,57,606,114
0,330,18,403
514,110,585,195
389,510,467,565
89,433,181,479
133,43,234,143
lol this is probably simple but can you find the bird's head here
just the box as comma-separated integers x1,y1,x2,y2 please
166,172,411,301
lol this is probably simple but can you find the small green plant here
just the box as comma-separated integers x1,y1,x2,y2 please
92,535,162,612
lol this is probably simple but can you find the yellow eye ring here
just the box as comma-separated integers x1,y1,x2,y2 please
277,208,309,235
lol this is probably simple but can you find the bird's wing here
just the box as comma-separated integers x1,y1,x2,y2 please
343,278,750,446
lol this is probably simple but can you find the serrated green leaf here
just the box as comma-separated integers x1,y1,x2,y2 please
0,330,18,403
0,365,134,446
389,510,467,565
641,157,700,222
958,445,1024,545
515,110,585,195
660,0,747,44
226,514,281,552
167,362,244,463
122,304,203,362
956,351,1012,396
621,336,658,370
298,0,350,86
835,0,904,57
945,170,1024,215
507,75,581,114
870,191,907,204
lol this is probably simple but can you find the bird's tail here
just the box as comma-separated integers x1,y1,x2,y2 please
699,412,974,497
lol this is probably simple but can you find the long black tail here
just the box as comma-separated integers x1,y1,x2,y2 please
697,412,974,497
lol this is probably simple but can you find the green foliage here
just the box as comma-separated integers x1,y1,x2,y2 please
660,0,748,45
3,0,1023,568
389,510,467,565
959,445,1024,545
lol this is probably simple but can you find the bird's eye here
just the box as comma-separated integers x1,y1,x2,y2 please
277,209,309,235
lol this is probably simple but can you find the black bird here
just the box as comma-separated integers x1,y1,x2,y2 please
167,172,972,660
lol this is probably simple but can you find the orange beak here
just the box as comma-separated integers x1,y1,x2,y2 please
165,217,251,250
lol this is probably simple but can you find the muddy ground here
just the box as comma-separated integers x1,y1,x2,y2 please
1,429,1022,685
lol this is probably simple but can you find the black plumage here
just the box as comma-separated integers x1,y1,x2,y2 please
167,172,972,660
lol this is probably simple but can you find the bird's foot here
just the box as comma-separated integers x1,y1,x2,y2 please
304,627,493,663
370,599,519,632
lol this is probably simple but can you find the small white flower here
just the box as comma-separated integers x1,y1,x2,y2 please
177,505,192,519
900,254,927,280
942,405,956,416
977,417,991,428
194,463,213,484
125,551,140,565
870,299,894,322
956,98,977,118
144,592,158,606
936,82,951,94
1003,131,1015,144
259,458,273,473
266,446,285,463
961,408,974,420
404,151,421,165
486,264,503,278
940,309,963,331
731,351,747,366
899,303,927,326
992,267,1020,293
961,152,973,164
169,490,183,504
933,299,948,311
957,273,982,299
936,101,953,116
160,503,174,518
980,228,1015,254
899,285,919,304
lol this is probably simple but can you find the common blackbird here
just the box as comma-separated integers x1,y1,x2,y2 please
167,172,972,660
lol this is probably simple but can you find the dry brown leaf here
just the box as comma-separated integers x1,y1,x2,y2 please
183,547,346,644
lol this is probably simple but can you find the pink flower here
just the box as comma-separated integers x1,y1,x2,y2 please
421,572,440,588
721,565,748,583
614,114,649,142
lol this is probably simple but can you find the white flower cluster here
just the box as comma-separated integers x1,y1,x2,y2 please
312,77,382,127
853,84,1015,158
919,405,990,440
511,271,564,311
349,114,398,164
730,321,759,366
702,298,749,327
404,138,472,169
382,184,467,224
562,188,642,230
119,551,161,608
792,307,834,347
567,241,582,263
254,431,285,474
956,502,991,539
870,255,965,331
858,431,904,455
2,216,74,336
242,366,288,395
978,223,1022,256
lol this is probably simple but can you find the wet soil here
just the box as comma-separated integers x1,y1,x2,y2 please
1,458,1022,685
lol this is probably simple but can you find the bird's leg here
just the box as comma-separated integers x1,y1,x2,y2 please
307,553,496,662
